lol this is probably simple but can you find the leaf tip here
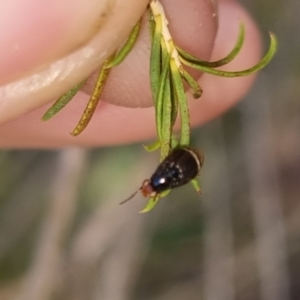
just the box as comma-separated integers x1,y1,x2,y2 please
41,111,53,122
70,130,79,137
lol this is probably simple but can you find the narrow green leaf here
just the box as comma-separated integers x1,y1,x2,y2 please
148,9,156,40
150,15,162,102
160,73,172,160
177,23,245,68
42,80,86,121
155,48,170,142
144,135,178,153
72,54,115,136
181,69,202,99
140,190,170,213
170,135,179,149
169,72,178,129
180,33,277,77
191,178,201,193
139,197,158,213
170,60,191,146
143,140,161,152
105,19,142,68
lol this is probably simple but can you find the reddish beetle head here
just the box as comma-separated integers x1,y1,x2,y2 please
119,179,156,205
141,179,157,198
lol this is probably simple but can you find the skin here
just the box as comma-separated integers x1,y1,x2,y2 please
0,0,261,148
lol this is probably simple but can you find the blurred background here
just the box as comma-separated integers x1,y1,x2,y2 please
0,1,299,299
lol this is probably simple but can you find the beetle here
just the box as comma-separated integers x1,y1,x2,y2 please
120,147,204,204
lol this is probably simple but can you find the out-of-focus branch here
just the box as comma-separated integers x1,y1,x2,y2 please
201,120,235,300
64,195,143,300
241,77,290,300
15,149,88,300
91,206,145,300
0,153,53,261
63,152,160,300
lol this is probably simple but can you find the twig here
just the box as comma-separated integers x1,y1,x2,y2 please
15,149,87,300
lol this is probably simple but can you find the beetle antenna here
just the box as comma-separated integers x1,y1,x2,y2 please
119,190,139,205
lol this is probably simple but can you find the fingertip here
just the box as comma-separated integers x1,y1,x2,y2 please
0,0,264,148
0,0,149,124
94,0,219,108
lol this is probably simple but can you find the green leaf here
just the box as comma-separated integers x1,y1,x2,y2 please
160,72,172,160
155,42,171,142
139,197,158,213
191,178,201,193
72,54,115,136
169,73,178,128
177,23,245,68
148,8,156,40
180,69,202,99
150,14,162,103
170,60,190,146
143,140,161,152
180,33,278,77
170,135,179,149
42,80,86,121
140,190,170,213
105,19,142,68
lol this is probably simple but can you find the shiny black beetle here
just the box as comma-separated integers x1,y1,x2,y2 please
120,147,204,204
